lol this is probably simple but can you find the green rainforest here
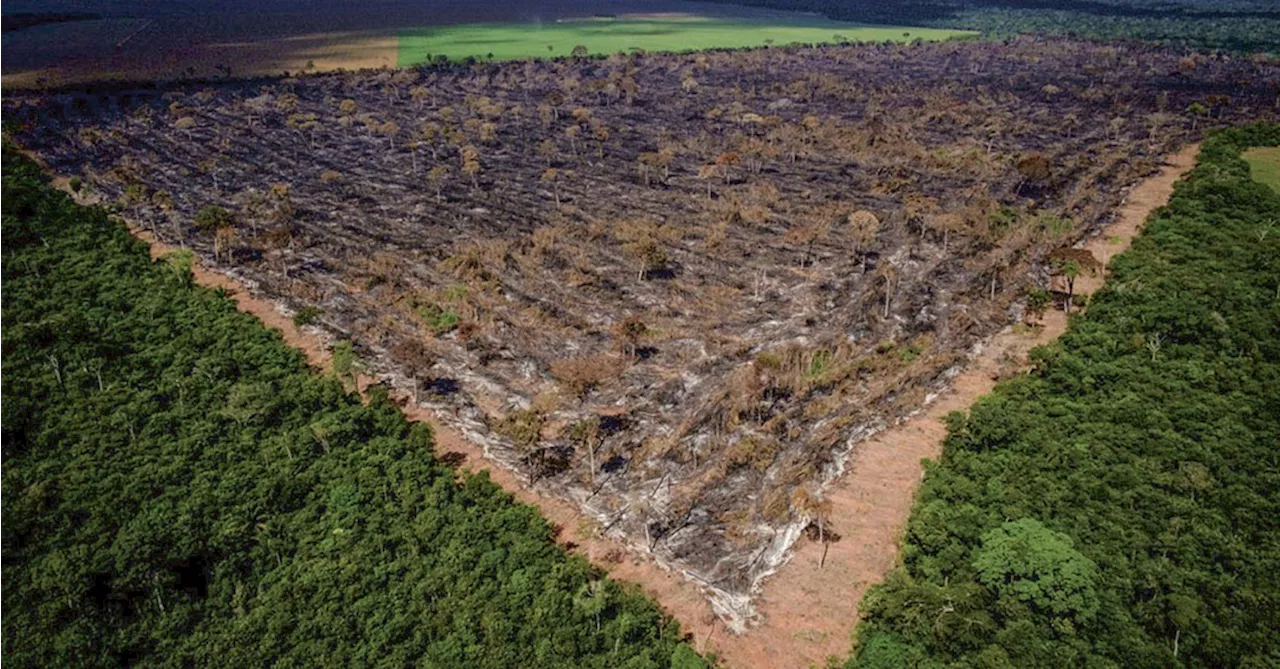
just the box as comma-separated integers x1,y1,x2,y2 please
0,146,704,668
701,0,1280,54
848,125,1280,667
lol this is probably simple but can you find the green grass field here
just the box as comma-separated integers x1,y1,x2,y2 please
1244,146,1280,192
397,16,972,66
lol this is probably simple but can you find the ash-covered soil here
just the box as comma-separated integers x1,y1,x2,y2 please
9,37,1276,625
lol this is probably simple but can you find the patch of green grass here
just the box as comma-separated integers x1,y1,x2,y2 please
397,17,971,66
1244,146,1280,192
418,303,460,334
805,349,833,379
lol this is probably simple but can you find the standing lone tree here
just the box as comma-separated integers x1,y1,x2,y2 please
379,121,401,151
847,210,880,273
623,238,668,281
460,145,481,189
792,485,834,568
1015,152,1052,195
1047,248,1101,312
427,165,451,202
612,315,647,357
541,168,570,206
496,409,547,485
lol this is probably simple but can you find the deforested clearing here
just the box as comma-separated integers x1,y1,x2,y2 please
8,37,1277,626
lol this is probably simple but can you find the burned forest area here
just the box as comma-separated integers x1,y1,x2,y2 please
9,37,1277,626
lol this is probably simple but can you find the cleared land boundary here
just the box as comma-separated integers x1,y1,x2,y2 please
26,142,1199,668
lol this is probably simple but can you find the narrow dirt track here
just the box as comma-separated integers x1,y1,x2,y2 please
39,142,1199,668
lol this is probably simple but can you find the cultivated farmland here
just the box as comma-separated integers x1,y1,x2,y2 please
397,16,969,66
7,38,1277,625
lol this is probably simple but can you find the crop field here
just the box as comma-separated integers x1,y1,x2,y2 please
7,38,1276,626
1244,146,1280,191
397,16,970,66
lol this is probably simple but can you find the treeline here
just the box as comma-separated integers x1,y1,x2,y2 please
0,146,704,668
1,12,100,34
939,2,1280,55
703,0,1280,53
847,125,1280,666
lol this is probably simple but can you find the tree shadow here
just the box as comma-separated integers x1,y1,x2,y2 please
804,522,842,544
424,377,459,396
438,450,468,469
601,453,629,474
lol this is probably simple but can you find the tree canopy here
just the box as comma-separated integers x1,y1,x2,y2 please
700,0,1280,53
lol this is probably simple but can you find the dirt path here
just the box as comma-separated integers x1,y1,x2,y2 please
29,142,1198,668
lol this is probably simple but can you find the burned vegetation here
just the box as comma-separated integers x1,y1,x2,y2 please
10,37,1276,626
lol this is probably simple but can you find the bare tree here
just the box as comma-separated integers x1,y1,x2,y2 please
214,225,238,263
592,120,610,159
791,485,834,568
565,125,581,159
569,417,603,487
697,164,718,198
286,113,320,150
541,168,563,205
879,263,897,319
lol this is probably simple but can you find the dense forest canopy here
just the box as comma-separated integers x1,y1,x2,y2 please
701,0,1280,53
0,145,705,668
846,124,1280,667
